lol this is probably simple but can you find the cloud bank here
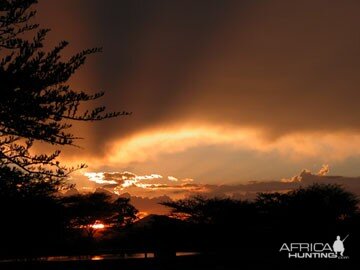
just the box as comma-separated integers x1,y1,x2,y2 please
82,166,360,201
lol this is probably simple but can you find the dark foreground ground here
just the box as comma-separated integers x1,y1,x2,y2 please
0,254,358,270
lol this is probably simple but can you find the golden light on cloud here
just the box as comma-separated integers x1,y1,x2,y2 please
84,172,118,185
105,125,264,165
82,169,207,199
168,176,178,182
84,171,165,191
101,125,360,166
57,124,360,187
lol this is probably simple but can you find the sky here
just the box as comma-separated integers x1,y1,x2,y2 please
34,0,360,202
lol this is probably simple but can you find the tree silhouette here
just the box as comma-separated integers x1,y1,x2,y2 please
63,193,114,239
163,184,358,227
161,184,359,255
0,1,131,256
256,184,358,219
0,0,128,196
256,183,359,234
0,190,67,256
161,195,254,225
112,197,138,227
63,193,139,239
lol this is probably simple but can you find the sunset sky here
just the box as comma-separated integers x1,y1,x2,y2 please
34,0,360,200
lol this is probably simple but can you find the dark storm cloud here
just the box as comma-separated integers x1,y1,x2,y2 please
36,0,360,154
89,0,236,143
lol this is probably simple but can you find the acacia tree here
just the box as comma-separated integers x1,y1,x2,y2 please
63,193,114,239
161,196,254,224
256,183,359,223
0,0,128,196
63,193,139,239
112,197,138,227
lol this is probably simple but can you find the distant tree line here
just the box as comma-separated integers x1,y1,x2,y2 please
96,183,359,261
157,183,359,257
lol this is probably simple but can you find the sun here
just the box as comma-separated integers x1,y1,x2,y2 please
90,221,105,230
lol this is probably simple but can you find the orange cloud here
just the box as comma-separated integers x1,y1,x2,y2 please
57,124,360,176
84,171,163,188
81,166,360,201
98,125,360,167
